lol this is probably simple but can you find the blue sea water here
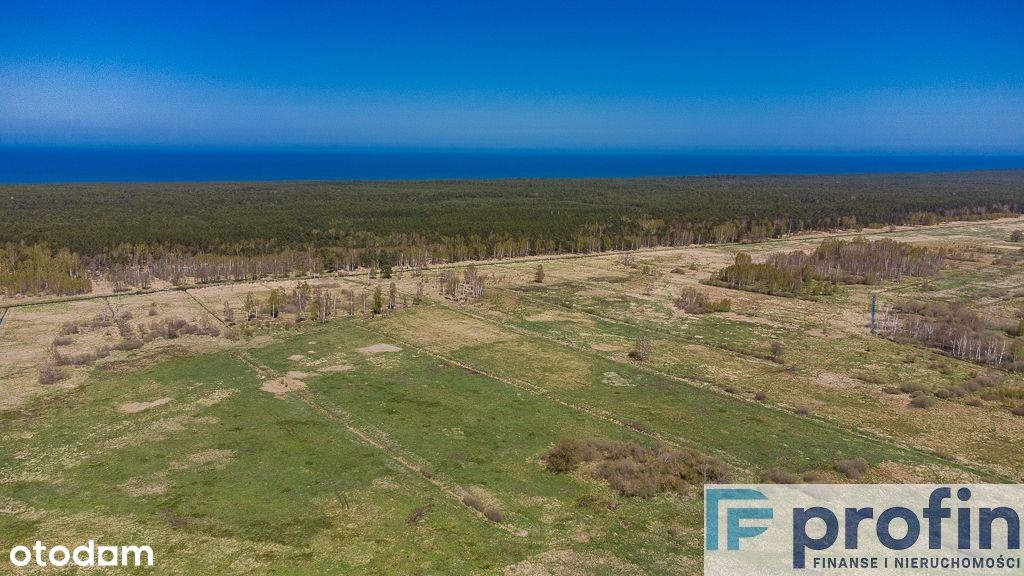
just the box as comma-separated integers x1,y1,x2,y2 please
0,148,1022,183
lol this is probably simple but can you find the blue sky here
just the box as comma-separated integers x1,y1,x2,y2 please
1,0,1022,152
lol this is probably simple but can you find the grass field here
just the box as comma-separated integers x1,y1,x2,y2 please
2,217,1023,574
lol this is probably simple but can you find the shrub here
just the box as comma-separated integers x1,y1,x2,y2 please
38,363,68,385
114,338,144,351
673,288,732,314
882,386,902,394
724,386,739,394
795,405,812,416
1010,230,1023,242
59,321,81,335
483,508,503,523
900,382,928,394
1012,405,1024,417
754,391,768,402
543,438,586,473
52,335,73,346
544,438,727,497
405,506,427,525
762,468,799,484
966,398,984,407
909,395,934,409
770,341,785,362
462,495,486,513
834,458,869,479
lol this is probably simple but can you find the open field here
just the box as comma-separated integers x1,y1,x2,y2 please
2,216,1024,574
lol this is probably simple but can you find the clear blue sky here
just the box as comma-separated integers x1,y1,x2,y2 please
1,0,1022,152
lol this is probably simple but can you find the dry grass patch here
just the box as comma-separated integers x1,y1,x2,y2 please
356,343,403,354
814,371,861,390
118,397,173,414
502,549,645,576
386,306,511,352
319,364,353,373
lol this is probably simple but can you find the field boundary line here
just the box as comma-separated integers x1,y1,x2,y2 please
231,349,528,537
349,318,749,476
433,299,1010,481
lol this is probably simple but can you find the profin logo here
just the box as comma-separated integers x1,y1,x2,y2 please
705,488,773,550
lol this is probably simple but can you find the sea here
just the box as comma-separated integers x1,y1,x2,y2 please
1,148,1022,183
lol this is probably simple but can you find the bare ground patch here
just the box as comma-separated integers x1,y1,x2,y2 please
601,372,633,387
260,377,307,396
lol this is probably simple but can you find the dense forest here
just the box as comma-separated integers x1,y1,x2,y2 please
1,171,1022,297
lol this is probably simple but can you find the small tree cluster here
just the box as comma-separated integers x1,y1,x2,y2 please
543,438,728,497
672,287,731,314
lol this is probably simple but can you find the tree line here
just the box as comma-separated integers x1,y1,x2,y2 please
2,171,1022,297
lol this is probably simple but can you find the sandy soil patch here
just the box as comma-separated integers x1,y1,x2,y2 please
601,372,633,387
319,364,353,373
356,343,402,354
287,354,307,361
260,377,307,396
118,397,173,414
285,370,309,379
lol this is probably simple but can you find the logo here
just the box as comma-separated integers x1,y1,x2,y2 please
705,488,773,550
704,484,1024,575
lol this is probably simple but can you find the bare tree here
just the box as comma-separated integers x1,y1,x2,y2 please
629,335,651,361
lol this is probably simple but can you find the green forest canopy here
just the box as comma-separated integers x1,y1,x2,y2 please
2,171,1022,261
